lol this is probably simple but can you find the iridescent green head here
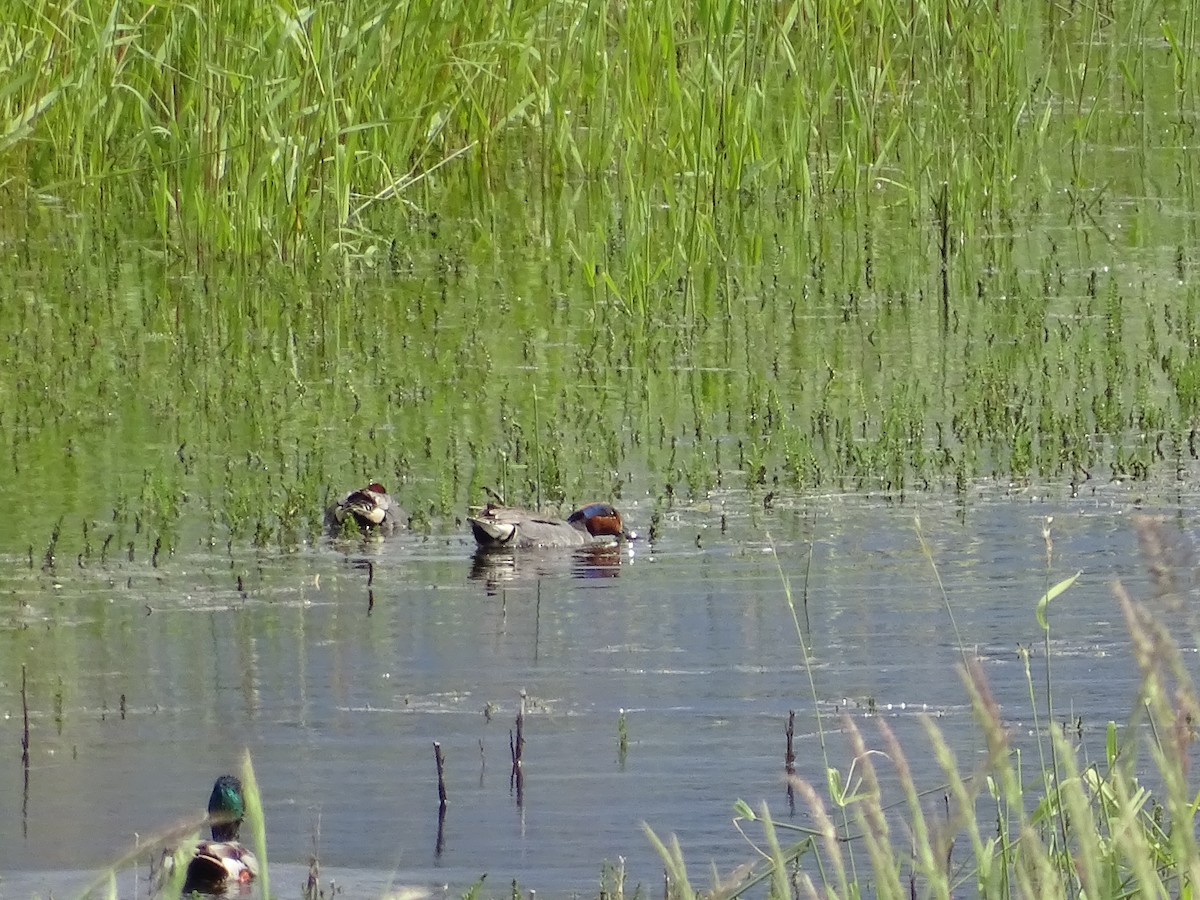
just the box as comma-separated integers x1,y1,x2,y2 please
206,775,246,842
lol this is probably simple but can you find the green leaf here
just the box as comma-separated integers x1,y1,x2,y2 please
826,767,845,805
1035,571,1081,630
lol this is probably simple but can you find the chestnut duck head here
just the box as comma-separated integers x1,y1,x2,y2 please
469,502,636,550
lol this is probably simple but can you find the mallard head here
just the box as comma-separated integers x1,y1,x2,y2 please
155,775,258,895
207,774,246,842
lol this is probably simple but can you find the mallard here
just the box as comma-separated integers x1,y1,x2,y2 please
180,775,259,894
326,482,407,534
468,502,637,550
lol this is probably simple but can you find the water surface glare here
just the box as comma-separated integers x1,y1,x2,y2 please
1,483,1193,896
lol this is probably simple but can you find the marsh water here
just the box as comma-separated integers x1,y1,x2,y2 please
7,4,1200,897
3,476,1197,898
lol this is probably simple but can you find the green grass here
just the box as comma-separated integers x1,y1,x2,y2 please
0,0,1187,265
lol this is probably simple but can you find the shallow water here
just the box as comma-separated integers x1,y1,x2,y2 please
2,476,1194,898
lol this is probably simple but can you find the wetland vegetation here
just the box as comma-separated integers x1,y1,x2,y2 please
3,0,1200,551
4,0,1200,896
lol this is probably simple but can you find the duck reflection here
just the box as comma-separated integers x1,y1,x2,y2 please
572,544,624,579
469,543,626,594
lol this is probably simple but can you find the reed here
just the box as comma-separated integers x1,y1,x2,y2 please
2,0,1183,266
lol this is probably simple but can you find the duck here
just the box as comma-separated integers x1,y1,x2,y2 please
160,775,258,895
468,501,637,550
326,482,407,534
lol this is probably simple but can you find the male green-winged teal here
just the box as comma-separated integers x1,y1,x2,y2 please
178,775,259,894
326,482,407,534
468,502,636,550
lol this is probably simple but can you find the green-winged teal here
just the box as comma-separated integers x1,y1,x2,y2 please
468,502,636,550
326,483,407,534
